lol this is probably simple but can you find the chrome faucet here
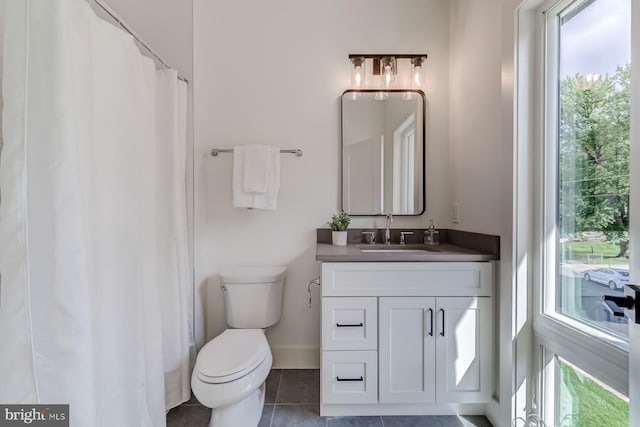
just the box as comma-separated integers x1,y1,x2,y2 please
400,231,414,245
384,213,393,245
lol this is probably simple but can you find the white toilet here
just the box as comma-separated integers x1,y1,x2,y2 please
191,266,286,427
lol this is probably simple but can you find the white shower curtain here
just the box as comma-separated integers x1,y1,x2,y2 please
0,0,193,426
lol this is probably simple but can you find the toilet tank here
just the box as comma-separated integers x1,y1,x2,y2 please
220,266,287,329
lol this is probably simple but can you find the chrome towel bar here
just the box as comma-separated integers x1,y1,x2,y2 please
210,148,303,157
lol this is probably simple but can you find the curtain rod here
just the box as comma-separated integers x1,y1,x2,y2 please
91,0,189,84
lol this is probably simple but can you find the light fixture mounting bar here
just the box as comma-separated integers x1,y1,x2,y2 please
348,54,429,59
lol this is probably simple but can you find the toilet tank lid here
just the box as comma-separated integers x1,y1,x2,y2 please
220,266,287,284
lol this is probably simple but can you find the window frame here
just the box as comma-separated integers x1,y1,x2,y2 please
532,0,630,401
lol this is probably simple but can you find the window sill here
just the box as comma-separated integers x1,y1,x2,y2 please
533,313,629,395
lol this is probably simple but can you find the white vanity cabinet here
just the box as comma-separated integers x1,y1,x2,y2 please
320,262,493,416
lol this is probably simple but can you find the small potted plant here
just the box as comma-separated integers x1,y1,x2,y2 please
328,211,351,246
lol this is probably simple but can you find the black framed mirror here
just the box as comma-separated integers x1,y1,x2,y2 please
341,90,425,215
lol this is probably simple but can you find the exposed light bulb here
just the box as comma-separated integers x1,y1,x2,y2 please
383,64,393,88
410,57,425,89
353,65,363,87
350,57,366,88
411,65,422,88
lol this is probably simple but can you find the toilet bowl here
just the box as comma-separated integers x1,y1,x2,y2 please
191,329,272,426
191,266,286,427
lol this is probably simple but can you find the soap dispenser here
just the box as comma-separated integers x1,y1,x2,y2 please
424,219,439,245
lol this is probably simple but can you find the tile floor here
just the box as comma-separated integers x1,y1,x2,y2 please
167,369,494,427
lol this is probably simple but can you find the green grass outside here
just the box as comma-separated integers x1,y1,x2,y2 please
558,359,628,426
561,239,629,265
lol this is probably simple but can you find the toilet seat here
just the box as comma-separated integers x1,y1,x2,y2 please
195,329,269,384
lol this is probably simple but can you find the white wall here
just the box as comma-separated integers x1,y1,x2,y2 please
448,0,505,236
193,0,451,367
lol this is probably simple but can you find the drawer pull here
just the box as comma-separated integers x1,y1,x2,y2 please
336,322,364,327
336,376,364,382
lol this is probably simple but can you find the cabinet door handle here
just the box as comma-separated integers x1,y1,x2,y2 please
440,308,445,336
336,322,364,327
427,308,434,336
336,376,364,382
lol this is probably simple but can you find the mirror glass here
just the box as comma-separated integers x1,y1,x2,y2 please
341,90,425,215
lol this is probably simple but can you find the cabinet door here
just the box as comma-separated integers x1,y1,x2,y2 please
379,297,436,403
435,296,492,403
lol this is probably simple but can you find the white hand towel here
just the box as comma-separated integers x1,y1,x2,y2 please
232,145,281,210
242,144,270,193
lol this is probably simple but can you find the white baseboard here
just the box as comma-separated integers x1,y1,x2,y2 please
271,345,320,369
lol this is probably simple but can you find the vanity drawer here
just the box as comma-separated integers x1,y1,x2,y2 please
321,350,378,404
322,297,377,351
321,262,493,297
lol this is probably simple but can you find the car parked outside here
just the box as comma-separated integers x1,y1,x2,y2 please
583,267,629,290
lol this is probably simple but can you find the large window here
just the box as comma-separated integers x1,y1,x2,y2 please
544,0,631,339
536,0,632,424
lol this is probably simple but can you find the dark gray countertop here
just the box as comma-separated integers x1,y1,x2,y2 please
316,228,500,262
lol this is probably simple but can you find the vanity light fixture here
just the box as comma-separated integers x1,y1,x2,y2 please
348,54,428,90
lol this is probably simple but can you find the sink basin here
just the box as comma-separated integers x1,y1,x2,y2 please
358,244,441,253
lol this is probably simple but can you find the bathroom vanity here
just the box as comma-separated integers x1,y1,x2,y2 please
316,229,499,416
